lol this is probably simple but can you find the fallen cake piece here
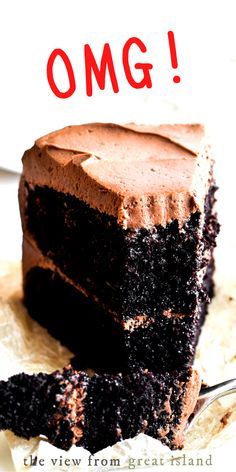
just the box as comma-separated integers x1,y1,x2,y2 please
19,123,219,372
0,366,200,453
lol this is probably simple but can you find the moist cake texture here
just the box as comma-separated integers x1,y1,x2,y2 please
0,366,201,453
19,123,219,373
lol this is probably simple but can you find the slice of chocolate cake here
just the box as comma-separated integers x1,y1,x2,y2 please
0,366,201,453
19,123,219,373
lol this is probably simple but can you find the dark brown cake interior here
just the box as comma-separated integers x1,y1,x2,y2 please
23,181,219,373
25,182,218,319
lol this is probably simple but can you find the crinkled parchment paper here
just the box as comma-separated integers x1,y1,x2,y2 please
0,247,235,471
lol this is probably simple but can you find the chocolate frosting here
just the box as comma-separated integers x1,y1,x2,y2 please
172,369,201,447
22,123,212,228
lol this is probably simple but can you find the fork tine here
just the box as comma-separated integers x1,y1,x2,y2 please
187,378,236,431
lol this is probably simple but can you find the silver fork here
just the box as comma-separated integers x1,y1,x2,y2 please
187,378,236,430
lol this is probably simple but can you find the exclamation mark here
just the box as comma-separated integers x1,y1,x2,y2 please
168,31,181,83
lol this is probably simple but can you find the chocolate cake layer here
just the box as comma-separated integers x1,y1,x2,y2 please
22,181,218,320
23,235,215,373
0,366,201,453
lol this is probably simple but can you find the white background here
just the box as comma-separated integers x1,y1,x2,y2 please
1,0,236,171
1,0,236,261
0,1,236,470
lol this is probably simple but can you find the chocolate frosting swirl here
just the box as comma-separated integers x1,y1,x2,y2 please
22,123,212,228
